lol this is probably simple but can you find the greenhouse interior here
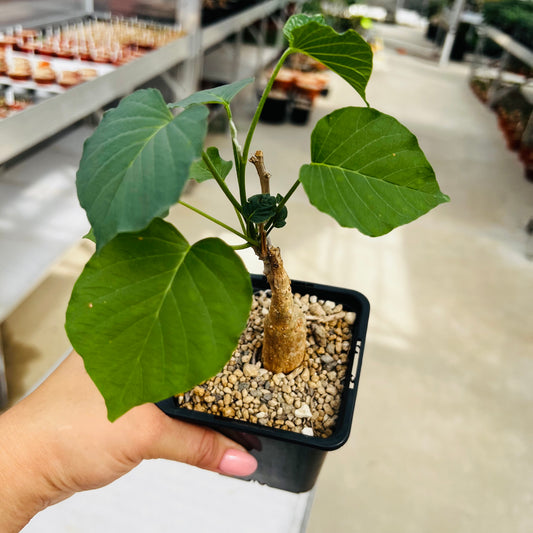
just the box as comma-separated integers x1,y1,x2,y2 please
0,0,532,532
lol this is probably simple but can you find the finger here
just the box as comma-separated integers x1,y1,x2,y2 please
145,412,258,477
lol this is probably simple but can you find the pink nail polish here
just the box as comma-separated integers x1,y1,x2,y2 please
218,449,258,477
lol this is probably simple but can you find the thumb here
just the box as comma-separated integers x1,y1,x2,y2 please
145,411,258,477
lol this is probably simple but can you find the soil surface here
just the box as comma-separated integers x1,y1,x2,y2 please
176,291,355,438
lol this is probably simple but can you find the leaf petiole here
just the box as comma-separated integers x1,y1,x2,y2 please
179,201,258,246
201,150,242,214
242,48,292,167
265,178,301,233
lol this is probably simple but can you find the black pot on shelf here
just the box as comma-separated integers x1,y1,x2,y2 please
157,275,370,493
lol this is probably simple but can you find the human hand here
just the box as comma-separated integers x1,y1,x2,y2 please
0,351,257,532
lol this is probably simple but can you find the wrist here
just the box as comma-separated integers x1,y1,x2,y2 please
0,406,62,532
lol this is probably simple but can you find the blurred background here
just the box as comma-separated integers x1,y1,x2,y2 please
1,1,532,531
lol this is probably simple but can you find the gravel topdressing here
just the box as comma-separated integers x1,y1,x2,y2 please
176,290,355,438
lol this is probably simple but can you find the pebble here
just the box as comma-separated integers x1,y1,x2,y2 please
295,404,312,418
345,312,356,325
243,363,259,377
272,373,284,386
309,302,326,316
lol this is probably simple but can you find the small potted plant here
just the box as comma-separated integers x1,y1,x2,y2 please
65,14,449,492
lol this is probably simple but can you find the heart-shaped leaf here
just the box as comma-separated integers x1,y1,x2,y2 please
65,218,252,421
284,14,372,105
77,89,208,252
300,107,450,236
189,147,233,183
169,77,254,109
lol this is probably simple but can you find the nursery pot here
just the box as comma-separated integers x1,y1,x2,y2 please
157,275,370,493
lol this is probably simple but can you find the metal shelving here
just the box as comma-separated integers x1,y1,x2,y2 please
0,34,193,165
0,0,293,165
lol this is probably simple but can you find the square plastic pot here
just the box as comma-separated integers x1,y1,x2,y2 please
157,274,370,493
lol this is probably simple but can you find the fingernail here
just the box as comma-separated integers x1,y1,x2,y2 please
218,449,258,477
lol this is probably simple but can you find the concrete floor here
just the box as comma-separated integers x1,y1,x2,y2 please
2,23,533,532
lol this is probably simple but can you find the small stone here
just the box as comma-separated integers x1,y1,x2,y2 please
326,384,337,396
243,363,259,377
222,406,235,418
302,427,314,437
288,366,303,379
312,324,327,339
309,302,326,316
324,300,335,311
321,354,334,364
301,368,310,382
283,393,294,405
345,312,356,325
256,412,267,419
324,404,334,416
295,404,312,418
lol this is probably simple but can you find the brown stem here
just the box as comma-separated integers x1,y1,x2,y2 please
249,150,271,194
261,247,306,373
249,150,270,260
249,151,306,373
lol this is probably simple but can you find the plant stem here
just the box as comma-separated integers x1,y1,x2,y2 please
224,103,245,205
201,150,242,214
241,48,292,167
231,242,253,250
179,201,258,246
235,206,246,234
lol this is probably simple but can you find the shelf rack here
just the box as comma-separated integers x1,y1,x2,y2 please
0,0,294,166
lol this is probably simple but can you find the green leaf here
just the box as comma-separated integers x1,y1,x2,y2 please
283,13,325,37
271,204,288,228
299,107,449,237
83,228,96,242
189,147,233,183
243,194,277,224
283,14,372,105
169,78,254,109
65,218,253,421
77,89,208,252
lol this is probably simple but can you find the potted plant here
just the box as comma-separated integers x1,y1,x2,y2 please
65,14,449,492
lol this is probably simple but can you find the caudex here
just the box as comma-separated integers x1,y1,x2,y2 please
66,14,449,421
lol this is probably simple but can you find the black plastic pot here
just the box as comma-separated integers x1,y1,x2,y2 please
157,275,370,493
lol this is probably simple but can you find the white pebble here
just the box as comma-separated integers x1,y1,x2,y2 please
294,404,312,418
302,427,314,437
345,312,356,325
